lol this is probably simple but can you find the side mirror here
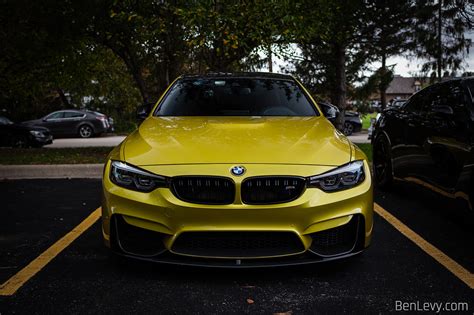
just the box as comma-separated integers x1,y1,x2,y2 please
432,105,453,115
136,103,154,121
321,105,339,122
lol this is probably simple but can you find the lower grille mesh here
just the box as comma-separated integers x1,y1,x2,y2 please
309,215,361,256
172,232,305,258
114,215,166,257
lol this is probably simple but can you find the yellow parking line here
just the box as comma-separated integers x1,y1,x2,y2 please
0,208,101,296
374,202,474,289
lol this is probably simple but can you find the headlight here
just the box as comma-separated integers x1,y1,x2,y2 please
110,160,168,192
29,130,45,137
307,160,365,192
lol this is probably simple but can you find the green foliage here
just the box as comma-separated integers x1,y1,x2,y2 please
354,143,372,162
412,0,473,78
0,0,472,129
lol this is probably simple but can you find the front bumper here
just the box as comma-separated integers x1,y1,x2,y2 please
102,161,373,267
30,134,53,146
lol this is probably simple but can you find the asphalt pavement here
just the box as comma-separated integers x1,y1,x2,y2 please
0,179,473,314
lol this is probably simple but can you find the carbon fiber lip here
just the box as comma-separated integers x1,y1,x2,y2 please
111,249,365,268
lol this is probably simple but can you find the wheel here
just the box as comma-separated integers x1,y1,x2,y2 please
11,135,29,148
343,122,354,136
373,134,393,189
78,125,93,138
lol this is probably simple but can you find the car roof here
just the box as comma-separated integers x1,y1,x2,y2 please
181,72,294,81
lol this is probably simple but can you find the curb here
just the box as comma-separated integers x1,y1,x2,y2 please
0,164,104,180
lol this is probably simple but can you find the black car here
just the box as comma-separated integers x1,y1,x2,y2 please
22,110,113,138
0,116,53,147
372,77,474,210
390,99,407,109
318,102,363,135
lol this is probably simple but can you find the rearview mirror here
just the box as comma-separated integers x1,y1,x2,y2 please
432,105,453,115
136,103,154,121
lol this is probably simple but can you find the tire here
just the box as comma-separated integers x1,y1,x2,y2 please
343,122,354,136
11,135,29,148
373,134,393,190
78,124,94,138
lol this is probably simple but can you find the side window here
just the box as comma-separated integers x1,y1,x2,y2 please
64,111,84,118
424,82,467,116
421,85,440,113
404,91,424,113
45,112,64,120
445,82,467,115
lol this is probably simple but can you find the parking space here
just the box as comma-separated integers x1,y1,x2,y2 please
1,179,473,313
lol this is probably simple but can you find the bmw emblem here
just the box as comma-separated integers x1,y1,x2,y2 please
230,165,246,176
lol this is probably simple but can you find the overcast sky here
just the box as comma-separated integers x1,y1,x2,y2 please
270,32,474,77
370,32,474,76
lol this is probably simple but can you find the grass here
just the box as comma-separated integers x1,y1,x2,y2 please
361,112,377,130
0,147,112,165
354,143,372,162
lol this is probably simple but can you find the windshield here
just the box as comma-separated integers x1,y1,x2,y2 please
466,80,474,103
155,77,318,116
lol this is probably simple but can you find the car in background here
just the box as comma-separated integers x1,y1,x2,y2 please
370,100,381,111
343,110,363,135
390,99,407,109
372,77,474,210
22,110,113,138
367,113,381,140
0,116,53,147
318,102,362,135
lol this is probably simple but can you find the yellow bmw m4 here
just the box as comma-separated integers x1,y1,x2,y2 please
102,72,373,267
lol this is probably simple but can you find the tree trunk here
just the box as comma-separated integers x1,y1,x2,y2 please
129,66,149,103
437,0,442,82
334,43,347,131
267,44,273,73
56,88,70,107
380,53,387,110
103,44,150,103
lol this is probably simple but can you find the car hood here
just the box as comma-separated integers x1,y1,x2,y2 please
122,116,352,166
21,119,43,126
11,122,50,132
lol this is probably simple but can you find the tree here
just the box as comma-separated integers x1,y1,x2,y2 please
413,0,473,81
364,0,415,109
178,1,295,73
85,0,190,102
292,0,372,129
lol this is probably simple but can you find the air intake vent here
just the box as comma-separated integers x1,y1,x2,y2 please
172,232,305,258
241,176,306,204
171,176,235,205
309,215,361,257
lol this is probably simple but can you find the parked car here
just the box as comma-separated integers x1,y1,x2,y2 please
344,111,363,135
390,99,407,108
367,113,381,140
22,109,113,138
372,77,474,210
318,102,363,135
0,116,53,147
370,100,382,111
102,72,373,266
